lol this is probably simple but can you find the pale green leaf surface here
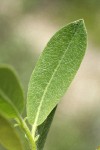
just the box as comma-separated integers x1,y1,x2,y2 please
27,19,87,126
0,65,24,118
36,107,56,150
0,115,23,150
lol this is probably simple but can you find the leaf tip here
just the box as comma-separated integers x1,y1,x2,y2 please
71,19,87,36
75,18,87,44
78,19,87,28
75,19,84,24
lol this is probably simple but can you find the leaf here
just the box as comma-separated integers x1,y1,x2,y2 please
0,65,24,118
0,115,23,150
27,19,87,126
36,106,56,150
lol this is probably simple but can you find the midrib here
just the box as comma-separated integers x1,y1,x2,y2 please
32,24,80,133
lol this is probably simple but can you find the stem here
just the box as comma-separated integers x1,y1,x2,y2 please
16,117,36,150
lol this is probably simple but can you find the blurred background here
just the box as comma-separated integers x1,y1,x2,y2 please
0,0,100,150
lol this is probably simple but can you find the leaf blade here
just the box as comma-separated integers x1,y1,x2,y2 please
36,106,56,150
0,65,24,118
0,90,17,118
0,115,23,150
27,19,87,126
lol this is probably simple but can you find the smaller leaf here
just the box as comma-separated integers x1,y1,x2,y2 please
0,91,17,118
36,107,57,150
0,115,23,150
0,65,24,118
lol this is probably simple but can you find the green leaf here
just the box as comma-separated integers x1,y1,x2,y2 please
27,19,87,126
36,106,56,150
0,65,24,118
0,115,23,150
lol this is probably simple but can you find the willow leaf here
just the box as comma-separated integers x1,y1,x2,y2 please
36,107,56,150
0,65,24,118
27,19,87,126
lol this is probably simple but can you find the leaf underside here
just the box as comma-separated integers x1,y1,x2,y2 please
0,65,24,118
27,19,87,126
36,106,57,150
